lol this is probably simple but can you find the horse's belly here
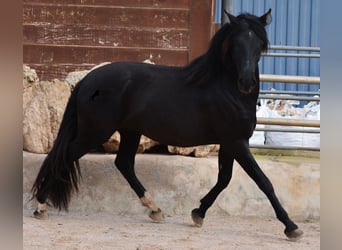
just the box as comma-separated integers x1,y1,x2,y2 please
134,117,218,147
144,130,217,147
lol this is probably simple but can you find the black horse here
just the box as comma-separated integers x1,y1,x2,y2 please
32,9,303,240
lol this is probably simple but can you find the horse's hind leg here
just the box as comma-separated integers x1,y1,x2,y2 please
232,140,303,241
115,131,164,221
33,143,87,219
33,125,115,219
192,146,234,227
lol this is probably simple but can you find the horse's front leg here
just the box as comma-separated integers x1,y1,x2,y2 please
232,139,303,241
192,146,234,227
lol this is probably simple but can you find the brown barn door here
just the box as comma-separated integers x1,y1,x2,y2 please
23,0,215,80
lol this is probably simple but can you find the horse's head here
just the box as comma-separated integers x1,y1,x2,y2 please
224,9,271,94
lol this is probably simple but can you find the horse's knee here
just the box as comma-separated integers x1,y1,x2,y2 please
114,153,126,168
114,156,123,169
114,155,133,174
257,177,274,195
218,173,232,189
214,167,232,191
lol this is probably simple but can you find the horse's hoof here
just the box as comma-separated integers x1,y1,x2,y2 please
33,209,48,220
285,228,304,241
149,208,164,222
191,209,204,227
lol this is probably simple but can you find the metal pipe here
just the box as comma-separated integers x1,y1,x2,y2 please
254,127,320,133
249,144,320,151
258,94,320,102
257,118,320,127
268,45,320,52
262,52,320,58
260,90,320,96
260,74,320,84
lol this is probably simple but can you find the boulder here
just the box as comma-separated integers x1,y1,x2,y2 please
103,133,159,153
23,65,39,88
65,62,111,87
102,132,121,153
23,78,71,153
64,70,89,87
23,65,39,111
168,145,219,157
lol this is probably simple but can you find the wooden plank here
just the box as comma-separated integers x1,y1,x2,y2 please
23,24,189,49
24,45,189,80
23,0,190,9
27,58,189,81
188,0,215,61
24,44,188,64
24,63,95,81
23,4,189,29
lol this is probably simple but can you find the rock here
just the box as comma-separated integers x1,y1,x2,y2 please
102,132,121,153
23,79,71,153
168,145,219,157
168,146,195,156
64,62,111,87
102,132,159,153
23,65,39,88
23,65,39,111
137,136,159,153
64,70,89,87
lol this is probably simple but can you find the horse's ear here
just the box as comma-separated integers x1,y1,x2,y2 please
224,9,237,25
259,8,272,26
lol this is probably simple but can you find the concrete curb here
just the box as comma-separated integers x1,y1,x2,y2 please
23,151,320,221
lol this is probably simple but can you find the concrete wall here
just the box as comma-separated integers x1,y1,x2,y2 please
23,151,319,221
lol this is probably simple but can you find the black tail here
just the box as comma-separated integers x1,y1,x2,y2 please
31,82,83,211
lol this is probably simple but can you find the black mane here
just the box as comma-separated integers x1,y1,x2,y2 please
185,13,269,86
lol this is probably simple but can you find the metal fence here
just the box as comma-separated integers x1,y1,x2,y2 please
251,46,320,151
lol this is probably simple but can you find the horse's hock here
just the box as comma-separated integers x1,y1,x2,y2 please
23,151,320,221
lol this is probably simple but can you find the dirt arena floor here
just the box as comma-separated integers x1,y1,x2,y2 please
23,210,319,250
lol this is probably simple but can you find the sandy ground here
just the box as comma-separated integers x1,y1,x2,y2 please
23,210,319,250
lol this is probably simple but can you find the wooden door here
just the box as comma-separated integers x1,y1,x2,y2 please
23,0,215,80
